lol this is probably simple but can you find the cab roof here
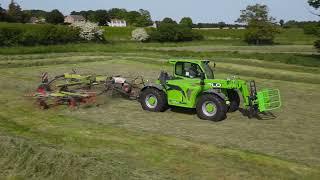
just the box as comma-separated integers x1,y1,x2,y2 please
168,59,210,64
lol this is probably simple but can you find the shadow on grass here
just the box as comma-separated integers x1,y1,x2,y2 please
169,106,228,122
239,108,277,121
169,106,197,115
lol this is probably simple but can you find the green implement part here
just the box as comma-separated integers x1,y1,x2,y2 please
257,89,282,112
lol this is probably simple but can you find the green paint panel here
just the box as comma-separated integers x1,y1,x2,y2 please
153,59,281,113
206,103,215,112
148,97,156,105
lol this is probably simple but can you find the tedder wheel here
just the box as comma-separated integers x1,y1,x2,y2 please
196,94,227,121
140,88,167,112
227,89,240,112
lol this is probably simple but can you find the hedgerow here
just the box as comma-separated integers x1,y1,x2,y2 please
0,23,81,46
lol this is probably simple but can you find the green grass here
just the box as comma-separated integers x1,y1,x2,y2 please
144,47,320,68
275,28,318,45
102,26,136,41
194,28,318,45
0,43,319,68
0,55,320,179
100,26,318,45
1,52,319,84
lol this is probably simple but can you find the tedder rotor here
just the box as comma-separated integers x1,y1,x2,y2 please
30,71,145,109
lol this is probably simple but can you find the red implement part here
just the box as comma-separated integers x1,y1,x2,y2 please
81,92,97,105
68,98,78,108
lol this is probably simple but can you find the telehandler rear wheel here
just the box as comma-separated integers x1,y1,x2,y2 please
196,94,227,121
140,88,168,112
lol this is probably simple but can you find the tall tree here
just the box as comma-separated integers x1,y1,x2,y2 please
161,17,177,24
308,0,320,50
308,0,320,16
89,10,110,26
46,9,64,24
108,8,127,19
0,4,7,21
279,19,285,27
137,9,153,27
237,4,279,45
23,10,47,18
309,0,320,9
7,0,24,22
125,10,141,26
179,17,193,28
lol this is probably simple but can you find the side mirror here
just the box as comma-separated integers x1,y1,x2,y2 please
200,72,205,85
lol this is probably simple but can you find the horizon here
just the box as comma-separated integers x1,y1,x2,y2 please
1,0,319,23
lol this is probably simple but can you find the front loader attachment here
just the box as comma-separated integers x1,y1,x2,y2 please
257,89,281,112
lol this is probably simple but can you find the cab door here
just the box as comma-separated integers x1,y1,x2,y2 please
166,62,203,107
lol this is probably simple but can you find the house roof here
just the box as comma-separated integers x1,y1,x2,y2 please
68,15,85,21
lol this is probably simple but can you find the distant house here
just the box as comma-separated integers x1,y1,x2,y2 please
151,22,158,28
64,15,86,24
108,19,127,27
29,17,46,24
30,17,39,24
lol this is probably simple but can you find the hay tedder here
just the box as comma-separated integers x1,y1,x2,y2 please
29,59,281,121
31,71,145,109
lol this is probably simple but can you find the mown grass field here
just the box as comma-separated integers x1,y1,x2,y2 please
0,27,320,179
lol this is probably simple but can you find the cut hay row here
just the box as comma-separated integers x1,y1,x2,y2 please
1,53,319,84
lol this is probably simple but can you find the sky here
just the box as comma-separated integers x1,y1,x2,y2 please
1,0,319,23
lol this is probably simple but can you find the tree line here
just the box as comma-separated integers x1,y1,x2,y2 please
0,0,319,48
0,1,66,24
0,2,153,27
70,8,153,27
0,1,30,23
193,22,245,29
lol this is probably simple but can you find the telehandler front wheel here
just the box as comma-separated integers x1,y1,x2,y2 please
140,88,168,112
196,94,227,121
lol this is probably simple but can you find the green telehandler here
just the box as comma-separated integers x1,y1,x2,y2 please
139,59,281,121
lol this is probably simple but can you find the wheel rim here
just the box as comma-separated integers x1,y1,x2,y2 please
145,94,158,109
202,101,217,117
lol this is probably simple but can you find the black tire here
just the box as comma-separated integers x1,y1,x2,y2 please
140,88,168,112
196,94,227,121
227,89,240,113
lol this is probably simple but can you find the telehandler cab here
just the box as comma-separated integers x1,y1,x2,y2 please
139,59,281,121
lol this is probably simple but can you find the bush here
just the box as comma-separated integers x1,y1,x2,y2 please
131,28,149,42
0,23,81,46
303,23,320,35
46,9,64,24
71,22,105,42
150,23,203,42
0,26,23,46
244,21,279,45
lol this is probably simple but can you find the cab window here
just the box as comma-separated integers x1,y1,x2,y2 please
175,62,203,78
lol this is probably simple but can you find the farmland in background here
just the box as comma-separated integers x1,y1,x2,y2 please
100,26,318,45
0,26,319,179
